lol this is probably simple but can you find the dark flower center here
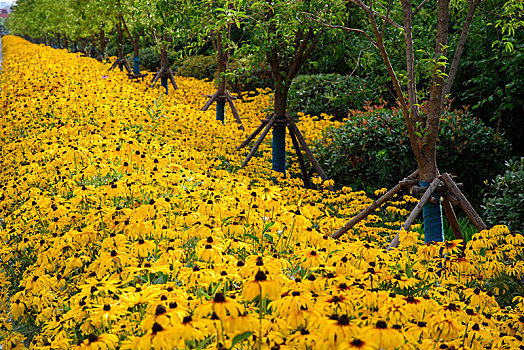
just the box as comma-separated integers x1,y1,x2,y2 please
88,334,98,343
376,320,387,329
337,315,350,325
152,322,163,334
155,305,166,315
214,293,226,303
255,270,267,281
351,338,363,346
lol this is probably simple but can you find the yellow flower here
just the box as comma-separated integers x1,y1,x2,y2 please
79,333,118,350
427,314,461,342
256,181,282,201
361,320,404,350
195,292,242,321
243,270,281,301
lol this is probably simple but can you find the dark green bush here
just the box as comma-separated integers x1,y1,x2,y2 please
139,47,177,72
314,106,512,203
287,74,386,119
174,55,217,81
451,0,524,156
482,158,524,233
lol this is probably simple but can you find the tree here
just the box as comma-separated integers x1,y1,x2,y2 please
138,0,192,94
241,0,338,177
119,0,146,75
196,0,247,128
316,0,489,244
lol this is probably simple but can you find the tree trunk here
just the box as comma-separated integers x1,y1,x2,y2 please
116,21,124,71
272,81,290,175
122,14,141,75
215,30,229,123
133,33,141,74
160,42,169,95
91,34,97,58
416,0,450,244
99,29,107,61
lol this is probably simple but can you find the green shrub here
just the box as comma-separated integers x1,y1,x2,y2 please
228,59,273,93
482,158,524,233
314,106,512,203
288,74,386,119
174,55,217,81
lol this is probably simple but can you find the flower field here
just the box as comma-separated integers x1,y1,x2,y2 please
0,35,523,350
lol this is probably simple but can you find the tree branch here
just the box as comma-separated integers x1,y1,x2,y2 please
121,15,133,42
304,13,376,45
356,0,423,163
288,27,314,80
348,0,404,29
400,0,421,122
413,0,430,16
381,0,395,38
424,0,449,157
442,0,481,100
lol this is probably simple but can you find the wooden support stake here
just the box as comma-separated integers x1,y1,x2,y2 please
109,61,118,71
167,69,178,90
388,177,440,250
440,173,487,231
441,191,459,206
201,91,219,111
441,198,464,242
399,179,420,187
226,91,245,131
332,170,419,239
240,115,277,168
123,58,132,74
288,125,313,189
287,115,329,183
411,183,463,194
150,68,163,86
236,117,271,151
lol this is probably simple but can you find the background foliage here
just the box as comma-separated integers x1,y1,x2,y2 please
483,158,524,233
314,105,512,204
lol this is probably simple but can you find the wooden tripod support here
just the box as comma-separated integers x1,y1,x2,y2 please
201,90,245,131
331,171,487,250
109,57,132,73
236,112,331,190
149,68,178,90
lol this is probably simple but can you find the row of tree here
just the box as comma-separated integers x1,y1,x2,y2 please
6,0,523,243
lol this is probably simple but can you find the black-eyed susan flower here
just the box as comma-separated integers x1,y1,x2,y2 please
195,292,242,321
361,320,404,350
78,333,118,350
243,270,281,301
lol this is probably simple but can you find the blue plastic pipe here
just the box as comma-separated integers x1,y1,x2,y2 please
133,56,140,75
420,180,444,243
272,116,286,176
216,99,225,124
161,76,168,95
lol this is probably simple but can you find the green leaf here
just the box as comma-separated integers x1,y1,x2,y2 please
263,233,274,244
262,221,275,234
245,233,259,243
229,331,253,349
